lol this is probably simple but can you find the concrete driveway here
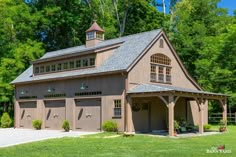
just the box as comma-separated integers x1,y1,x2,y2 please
0,128,97,148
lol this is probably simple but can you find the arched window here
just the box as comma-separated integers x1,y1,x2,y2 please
150,53,171,65
150,53,171,83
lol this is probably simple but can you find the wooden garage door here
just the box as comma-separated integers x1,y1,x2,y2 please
45,100,65,130
20,102,37,128
75,99,101,131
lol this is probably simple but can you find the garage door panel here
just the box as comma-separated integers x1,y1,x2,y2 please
75,99,101,131
45,100,65,130
19,102,37,128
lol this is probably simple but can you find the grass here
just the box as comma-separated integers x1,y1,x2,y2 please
0,126,235,157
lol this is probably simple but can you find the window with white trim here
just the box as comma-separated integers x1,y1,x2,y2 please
158,66,164,82
113,100,121,117
76,60,81,68
40,66,44,73
150,53,172,83
35,67,39,74
150,65,156,81
166,67,171,83
87,32,94,40
63,62,68,70
96,32,103,40
34,56,96,75
51,64,56,71
82,58,88,67
46,65,50,72
57,63,62,71
90,58,95,66
69,61,74,69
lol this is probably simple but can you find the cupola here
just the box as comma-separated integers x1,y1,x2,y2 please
86,21,104,48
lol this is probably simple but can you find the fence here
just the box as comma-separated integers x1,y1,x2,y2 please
209,113,236,124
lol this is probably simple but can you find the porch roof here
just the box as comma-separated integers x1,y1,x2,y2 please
127,84,227,98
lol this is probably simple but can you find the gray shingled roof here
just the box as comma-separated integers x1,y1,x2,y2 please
127,84,227,96
12,29,161,84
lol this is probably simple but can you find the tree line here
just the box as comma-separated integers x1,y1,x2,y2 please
0,0,235,116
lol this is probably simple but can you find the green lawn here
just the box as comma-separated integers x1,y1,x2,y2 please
0,126,235,157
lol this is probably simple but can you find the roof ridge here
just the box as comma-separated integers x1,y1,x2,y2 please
115,29,162,40
44,29,162,55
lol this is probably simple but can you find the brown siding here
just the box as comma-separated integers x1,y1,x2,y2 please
188,100,208,125
15,74,126,131
175,98,187,121
128,36,199,90
150,98,167,131
96,49,115,67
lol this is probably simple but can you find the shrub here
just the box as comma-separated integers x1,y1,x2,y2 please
1,112,12,128
62,120,70,132
219,119,227,132
204,124,211,131
32,120,42,130
174,120,180,131
102,121,118,132
219,119,227,127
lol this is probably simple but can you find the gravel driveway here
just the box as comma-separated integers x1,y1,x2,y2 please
0,128,97,148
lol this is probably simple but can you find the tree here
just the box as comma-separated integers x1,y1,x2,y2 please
169,0,228,77
0,0,44,114
170,0,236,113
29,0,117,51
116,0,169,36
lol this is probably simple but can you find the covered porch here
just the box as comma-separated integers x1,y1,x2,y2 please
126,84,228,136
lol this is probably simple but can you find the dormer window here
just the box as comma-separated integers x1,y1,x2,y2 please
150,53,172,83
76,60,81,68
51,64,56,71
63,62,68,70
69,61,74,69
46,65,50,72
57,63,62,71
90,58,95,66
82,59,88,67
34,56,96,75
35,67,39,74
40,66,44,73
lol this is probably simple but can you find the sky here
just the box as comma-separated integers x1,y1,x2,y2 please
218,0,235,15
156,0,236,16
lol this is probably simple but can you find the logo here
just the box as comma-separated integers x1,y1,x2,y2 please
206,145,231,154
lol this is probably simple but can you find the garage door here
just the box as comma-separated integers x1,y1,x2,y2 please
20,102,37,128
75,99,101,131
45,100,65,130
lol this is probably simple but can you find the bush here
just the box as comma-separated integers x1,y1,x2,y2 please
62,120,70,132
219,119,227,127
204,124,211,131
1,112,12,128
32,120,42,130
174,120,180,131
102,121,118,132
